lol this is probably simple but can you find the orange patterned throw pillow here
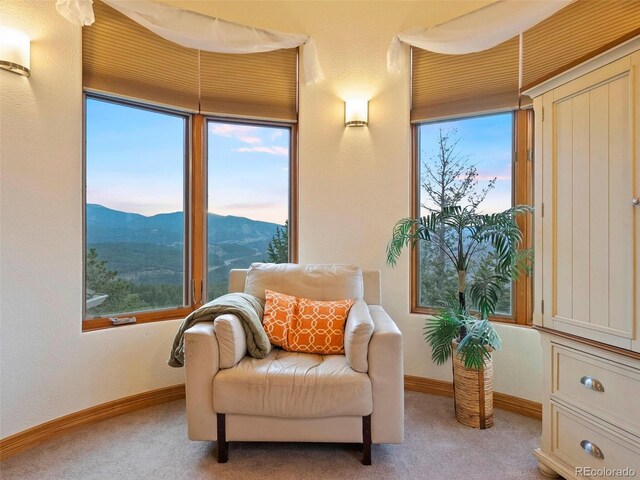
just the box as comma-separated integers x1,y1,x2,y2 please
288,297,355,355
262,290,297,350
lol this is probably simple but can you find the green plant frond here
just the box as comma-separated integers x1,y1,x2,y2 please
420,213,440,232
422,210,457,231
421,206,473,232
510,248,534,280
457,342,489,370
456,317,501,369
510,205,534,216
441,213,463,230
423,310,461,365
386,217,429,267
441,205,462,214
467,205,533,276
468,271,507,319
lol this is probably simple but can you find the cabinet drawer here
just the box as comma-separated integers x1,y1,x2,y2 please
550,404,640,478
552,344,640,436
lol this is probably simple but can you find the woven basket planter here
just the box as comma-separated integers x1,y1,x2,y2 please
451,341,494,429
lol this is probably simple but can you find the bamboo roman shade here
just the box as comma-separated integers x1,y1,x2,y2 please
199,50,297,121
83,1,297,121
411,0,640,123
522,0,640,90
411,37,520,122
83,1,199,110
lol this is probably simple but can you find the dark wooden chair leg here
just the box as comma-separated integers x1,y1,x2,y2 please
217,413,228,463
362,414,372,465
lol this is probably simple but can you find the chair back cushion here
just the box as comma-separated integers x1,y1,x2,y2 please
244,263,364,302
230,267,381,305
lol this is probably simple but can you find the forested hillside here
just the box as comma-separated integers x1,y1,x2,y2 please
85,204,284,316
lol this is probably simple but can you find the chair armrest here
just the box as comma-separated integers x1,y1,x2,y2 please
367,305,404,444
184,323,219,440
214,313,248,369
344,299,375,372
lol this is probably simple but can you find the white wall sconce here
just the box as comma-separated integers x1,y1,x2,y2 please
0,27,31,77
345,98,368,127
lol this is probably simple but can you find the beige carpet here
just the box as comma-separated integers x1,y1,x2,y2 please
1,391,545,480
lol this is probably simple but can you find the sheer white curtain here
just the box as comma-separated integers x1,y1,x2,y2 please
56,0,324,84
388,0,574,74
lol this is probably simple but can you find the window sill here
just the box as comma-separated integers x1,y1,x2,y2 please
82,307,192,332
410,306,532,327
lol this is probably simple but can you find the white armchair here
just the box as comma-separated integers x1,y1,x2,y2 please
183,264,403,465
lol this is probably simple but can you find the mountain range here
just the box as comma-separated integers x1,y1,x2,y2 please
86,203,283,246
86,204,284,290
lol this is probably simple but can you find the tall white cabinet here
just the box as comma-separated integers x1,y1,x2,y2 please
525,37,640,479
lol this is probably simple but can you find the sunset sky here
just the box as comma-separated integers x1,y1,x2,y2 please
86,97,510,224
419,112,513,215
85,97,290,225
207,121,289,225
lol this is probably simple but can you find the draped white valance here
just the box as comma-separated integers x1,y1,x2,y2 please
56,0,324,84
387,0,573,73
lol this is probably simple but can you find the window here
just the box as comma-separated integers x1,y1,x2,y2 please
83,96,296,330
412,110,532,325
206,120,293,299
81,2,299,330
85,96,188,322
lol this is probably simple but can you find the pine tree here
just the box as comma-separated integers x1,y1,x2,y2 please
266,221,289,263
86,248,147,315
420,128,509,311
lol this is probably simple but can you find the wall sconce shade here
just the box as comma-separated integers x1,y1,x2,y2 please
0,27,31,77
345,98,368,127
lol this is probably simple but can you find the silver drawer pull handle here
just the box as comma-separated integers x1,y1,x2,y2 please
580,376,605,392
633,197,640,206
580,440,605,460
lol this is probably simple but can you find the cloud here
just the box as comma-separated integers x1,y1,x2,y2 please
235,146,289,157
238,135,261,144
270,130,284,141
209,123,263,145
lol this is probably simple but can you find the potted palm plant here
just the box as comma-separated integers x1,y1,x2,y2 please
386,204,532,428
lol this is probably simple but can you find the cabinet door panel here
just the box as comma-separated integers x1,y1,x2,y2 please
589,85,609,327
572,93,590,326
555,98,574,321
546,57,636,349
608,75,633,336
633,51,640,355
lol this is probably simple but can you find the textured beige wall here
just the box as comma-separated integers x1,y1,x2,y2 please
0,0,185,438
170,0,543,401
0,0,540,438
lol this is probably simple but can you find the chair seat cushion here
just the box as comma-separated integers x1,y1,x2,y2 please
213,349,372,418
